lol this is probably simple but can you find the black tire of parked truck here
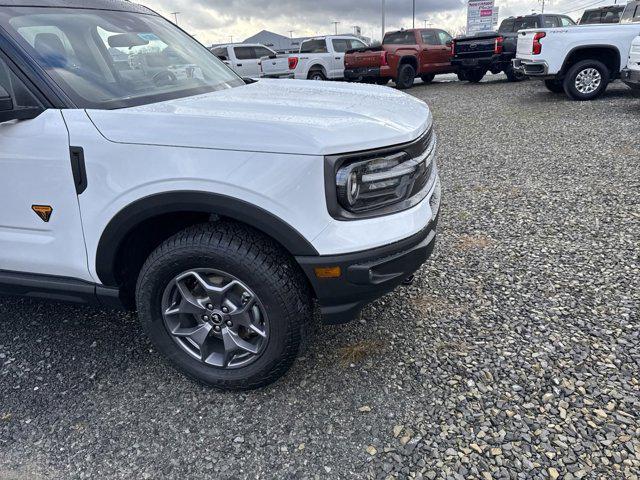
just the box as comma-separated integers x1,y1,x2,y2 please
464,69,486,83
544,79,565,93
136,221,311,391
420,73,435,84
308,69,326,81
563,59,610,101
504,65,526,82
396,63,416,89
376,78,390,85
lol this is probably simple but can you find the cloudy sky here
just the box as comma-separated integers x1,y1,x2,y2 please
140,0,624,45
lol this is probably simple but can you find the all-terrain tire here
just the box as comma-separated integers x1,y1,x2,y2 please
136,221,312,391
563,59,610,101
396,63,416,89
544,79,565,93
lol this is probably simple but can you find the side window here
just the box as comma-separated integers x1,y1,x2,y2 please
349,39,367,50
332,39,350,53
499,19,515,32
438,31,452,45
421,31,439,45
234,46,256,60
0,57,41,109
384,31,417,45
560,16,575,26
253,46,274,58
543,16,560,27
212,47,228,59
300,39,328,53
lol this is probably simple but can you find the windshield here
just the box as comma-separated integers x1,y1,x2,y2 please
0,7,245,109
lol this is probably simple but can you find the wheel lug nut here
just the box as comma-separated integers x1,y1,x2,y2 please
206,304,214,310
222,306,229,313
214,325,221,332
202,315,210,321
226,320,233,327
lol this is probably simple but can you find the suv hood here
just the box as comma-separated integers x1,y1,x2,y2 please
86,79,431,156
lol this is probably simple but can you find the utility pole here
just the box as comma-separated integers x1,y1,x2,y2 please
229,35,233,44
332,21,340,35
288,30,294,38
412,0,416,29
170,11,180,25
381,0,386,41
539,0,547,14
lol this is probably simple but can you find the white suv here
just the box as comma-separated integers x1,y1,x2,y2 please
621,35,640,93
0,1,441,390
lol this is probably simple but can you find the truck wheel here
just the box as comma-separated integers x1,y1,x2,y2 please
376,78,390,85
420,74,435,84
396,64,416,89
465,69,486,83
504,66,526,82
308,69,326,81
136,221,311,391
457,70,468,82
563,60,609,101
544,79,564,93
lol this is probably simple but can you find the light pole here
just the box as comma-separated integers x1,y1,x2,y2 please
412,0,416,29
289,30,294,38
332,21,340,35
170,11,180,25
381,0,386,41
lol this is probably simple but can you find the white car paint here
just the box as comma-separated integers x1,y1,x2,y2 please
212,43,291,78
516,24,640,75
2,79,436,281
291,36,368,80
627,35,640,71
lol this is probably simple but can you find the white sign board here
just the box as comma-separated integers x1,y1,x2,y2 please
467,0,499,35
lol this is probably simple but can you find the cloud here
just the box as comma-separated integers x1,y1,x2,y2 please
139,0,621,45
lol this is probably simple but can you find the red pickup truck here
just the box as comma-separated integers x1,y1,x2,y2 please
344,28,456,89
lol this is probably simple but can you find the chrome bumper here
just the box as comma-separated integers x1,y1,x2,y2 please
512,58,549,76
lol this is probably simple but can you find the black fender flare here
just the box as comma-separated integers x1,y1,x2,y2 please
95,191,319,286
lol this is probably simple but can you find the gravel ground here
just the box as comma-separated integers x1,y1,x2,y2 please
1,76,639,480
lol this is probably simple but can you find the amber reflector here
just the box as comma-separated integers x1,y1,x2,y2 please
314,266,341,279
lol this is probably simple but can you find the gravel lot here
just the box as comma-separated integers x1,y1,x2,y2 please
1,76,639,480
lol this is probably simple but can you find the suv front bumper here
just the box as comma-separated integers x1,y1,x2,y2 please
621,68,640,88
512,58,548,76
296,211,439,325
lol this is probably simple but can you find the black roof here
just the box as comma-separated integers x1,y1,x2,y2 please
0,0,154,14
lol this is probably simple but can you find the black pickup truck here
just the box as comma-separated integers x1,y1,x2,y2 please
452,13,576,83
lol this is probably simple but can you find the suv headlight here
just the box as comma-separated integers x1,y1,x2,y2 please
327,128,436,219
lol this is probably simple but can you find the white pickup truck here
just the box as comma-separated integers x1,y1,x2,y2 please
211,43,292,79
289,35,369,80
514,0,640,100
621,35,640,94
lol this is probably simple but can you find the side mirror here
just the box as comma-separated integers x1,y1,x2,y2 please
0,85,43,123
446,40,453,47
216,55,228,61
0,85,13,112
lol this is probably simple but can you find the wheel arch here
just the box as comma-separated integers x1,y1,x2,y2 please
95,191,319,290
561,45,621,77
307,63,327,77
399,55,418,70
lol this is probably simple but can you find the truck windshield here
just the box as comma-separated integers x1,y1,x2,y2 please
0,7,245,109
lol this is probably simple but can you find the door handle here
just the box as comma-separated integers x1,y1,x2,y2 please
335,57,341,60
237,63,242,66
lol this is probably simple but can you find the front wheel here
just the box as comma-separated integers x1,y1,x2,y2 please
395,63,416,89
563,60,610,101
136,221,311,390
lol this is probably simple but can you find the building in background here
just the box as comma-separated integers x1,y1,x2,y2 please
227,29,372,54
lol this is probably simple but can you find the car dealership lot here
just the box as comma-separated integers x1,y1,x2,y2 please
1,77,639,479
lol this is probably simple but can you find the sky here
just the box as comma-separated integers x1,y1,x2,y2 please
139,0,627,46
